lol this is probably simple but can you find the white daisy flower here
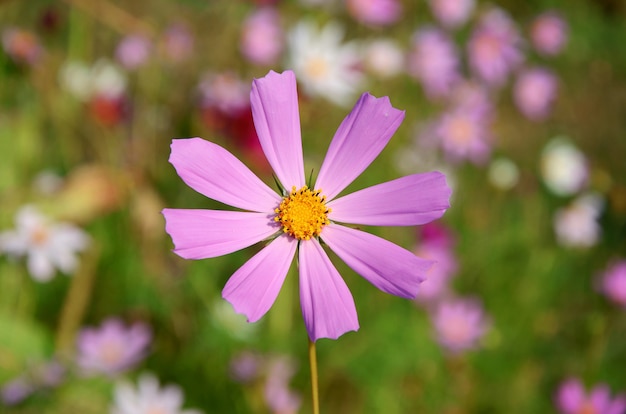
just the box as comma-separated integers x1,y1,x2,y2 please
286,20,364,106
111,373,202,414
0,205,89,282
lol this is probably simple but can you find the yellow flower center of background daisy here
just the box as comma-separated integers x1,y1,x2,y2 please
274,186,330,240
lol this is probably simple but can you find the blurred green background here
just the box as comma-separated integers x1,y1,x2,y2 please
1,0,625,413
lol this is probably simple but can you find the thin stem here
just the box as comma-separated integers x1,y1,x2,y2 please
308,338,320,414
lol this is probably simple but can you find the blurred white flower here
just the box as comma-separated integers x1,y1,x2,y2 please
554,193,603,248
488,157,519,190
59,59,127,101
111,373,202,414
286,20,363,106
541,137,588,196
363,39,404,78
0,205,89,282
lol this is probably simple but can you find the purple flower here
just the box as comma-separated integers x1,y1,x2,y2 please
414,223,458,304
264,356,301,414
467,8,524,88
163,70,451,341
531,11,568,56
599,260,626,308
513,67,558,121
115,34,152,70
161,24,194,64
76,318,151,376
431,297,489,353
408,27,461,99
240,8,284,66
555,378,626,414
435,105,492,165
1,360,65,406
428,0,475,29
346,0,402,27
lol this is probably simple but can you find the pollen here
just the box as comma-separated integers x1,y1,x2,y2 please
274,186,331,240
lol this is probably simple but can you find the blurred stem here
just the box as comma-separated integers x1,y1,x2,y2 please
55,243,101,357
308,338,320,414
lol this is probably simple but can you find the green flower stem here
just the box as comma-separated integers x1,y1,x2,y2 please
309,338,320,414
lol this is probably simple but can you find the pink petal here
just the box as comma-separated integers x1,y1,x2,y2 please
222,234,297,323
327,172,451,226
162,209,278,259
169,138,281,212
250,70,305,189
314,93,405,200
321,223,432,298
298,238,359,341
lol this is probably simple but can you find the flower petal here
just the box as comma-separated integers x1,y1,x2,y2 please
327,172,451,226
250,70,305,189
322,223,432,298
162,209,278,259
298,238,359,341
222,234,297,323
169,138,281,212
314,93,405,200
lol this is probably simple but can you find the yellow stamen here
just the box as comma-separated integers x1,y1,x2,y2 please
274,186,330,241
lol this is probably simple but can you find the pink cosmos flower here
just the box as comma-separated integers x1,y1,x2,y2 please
240,8,284,66
556,378,626,414
115,34,152,70
599,260,626,308
408,27,460,99
161,24,194,64
554,193,603,249
467,8,524,88
435,105,492,165
432,297,489,353
76,318,152,376
514,67,558,121
531,11,568,56
163,70,451,341
346,0,402,27
414,223,458,304
428,0,475,29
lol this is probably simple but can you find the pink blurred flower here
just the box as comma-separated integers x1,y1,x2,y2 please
554,194,603,249
2,27,43,65
76,318,151,376
408,27,461,99
435,106,492,165
468,8,524,88
556,378,626,414
599,260,626,308
163,70,451,341
264,356,301,414
531,11,568,56
346,0,402,27
432,297,489,353
240,8,284,66
1,360,65,406
115,34,152,70
414,222,458,304
513,67,558,121
162,24,194,63
0,205,90,282
230,351,263,383
428,0,475,29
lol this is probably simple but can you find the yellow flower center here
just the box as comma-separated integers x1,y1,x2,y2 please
274,186,330,240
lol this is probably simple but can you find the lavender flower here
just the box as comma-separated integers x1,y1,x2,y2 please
115,34,152,70
530,11,568,56
514,67,558,121
240,8,284,66
556,378,626,414
408,27,461,99
346,0,402,27
467,8,524,88
435,105,492,165
599,260,626,308
432,297,489,353
76,318,151,376
163,70,451,341
428,0,475,29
